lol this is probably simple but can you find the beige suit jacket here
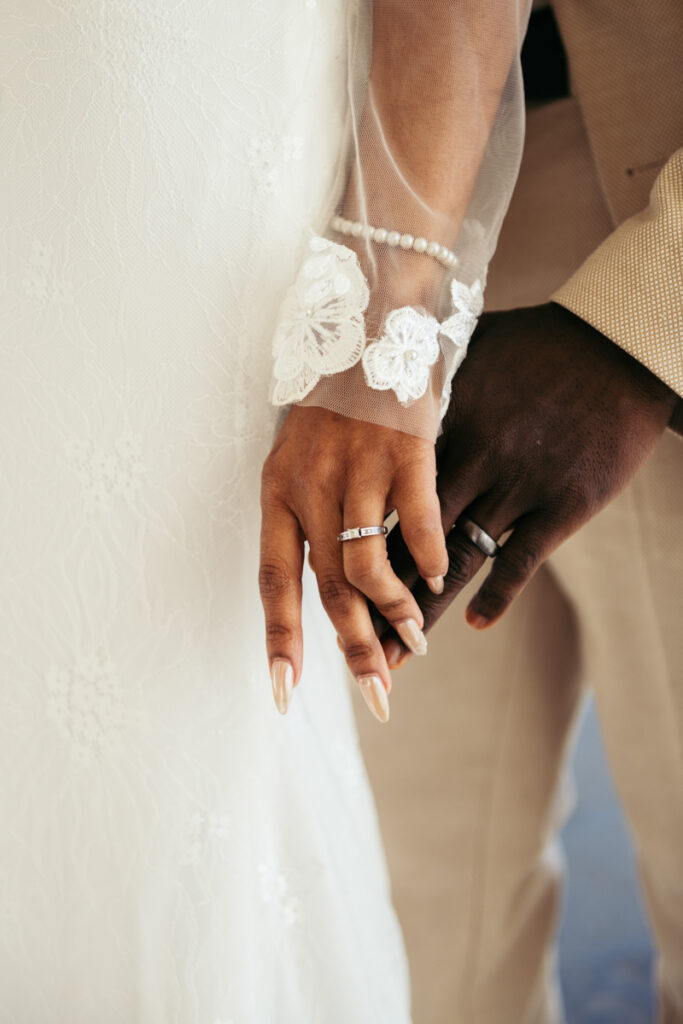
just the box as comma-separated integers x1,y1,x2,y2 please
548,0,683,434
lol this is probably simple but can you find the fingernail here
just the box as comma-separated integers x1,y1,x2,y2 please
384,637,408,668
270,659,294,714
395,618,428,657
426,575,444,595
466,610,489,630
357,675,390,723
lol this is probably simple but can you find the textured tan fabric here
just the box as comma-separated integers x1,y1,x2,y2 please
551,0,683,226
551,150,683,434
548,0,683,434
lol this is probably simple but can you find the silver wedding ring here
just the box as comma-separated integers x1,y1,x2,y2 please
337,525,389,542
455,515,500,558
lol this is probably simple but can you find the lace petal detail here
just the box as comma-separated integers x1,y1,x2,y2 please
270,234,370,404
438,277,485,419
362,307,441,405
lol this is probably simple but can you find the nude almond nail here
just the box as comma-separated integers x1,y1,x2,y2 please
426,575,445,595
395,618,428,656
357,675,390,723
270,659,293,715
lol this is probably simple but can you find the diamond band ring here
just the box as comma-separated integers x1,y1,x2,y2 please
454,515,500,558
337,525,389,543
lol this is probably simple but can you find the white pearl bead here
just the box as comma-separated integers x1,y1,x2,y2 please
404,348,418,362
328,215,456,269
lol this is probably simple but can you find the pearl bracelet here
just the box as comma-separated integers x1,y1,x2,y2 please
330,214,458,268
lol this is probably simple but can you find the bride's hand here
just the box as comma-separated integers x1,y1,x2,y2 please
259,406,448,722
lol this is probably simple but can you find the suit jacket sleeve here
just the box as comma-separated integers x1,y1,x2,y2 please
550,147,683,435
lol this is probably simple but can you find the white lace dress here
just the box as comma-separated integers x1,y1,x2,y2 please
0,2,412,1021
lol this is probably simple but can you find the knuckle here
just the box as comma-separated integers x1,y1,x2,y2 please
497,545,539,585
314,451,341,490
258,561,292,598
345,557,385,590
421,597,444,633
445,541,477,588
317,574,355,613
265,620,296,644
342,639,376,663
374,596,410,620
260,453,280,493
556,480,591,520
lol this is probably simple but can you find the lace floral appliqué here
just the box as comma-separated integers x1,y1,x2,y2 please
270,233,484,415
271,235,369,405
362,307,441,404
438,278,484,418
361,276,484,408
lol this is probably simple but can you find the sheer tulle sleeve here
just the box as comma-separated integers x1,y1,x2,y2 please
270,0,532,441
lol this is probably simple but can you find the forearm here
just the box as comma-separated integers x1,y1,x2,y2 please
271,1,531,441
345,1,528,231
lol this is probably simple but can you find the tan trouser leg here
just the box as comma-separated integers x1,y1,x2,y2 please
550,430,683,1024
356,561,584,1024
356,93,683,1023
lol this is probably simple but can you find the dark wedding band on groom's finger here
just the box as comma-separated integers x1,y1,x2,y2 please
381,502,511,667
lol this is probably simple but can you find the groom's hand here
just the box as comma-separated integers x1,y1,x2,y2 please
378,303,677,666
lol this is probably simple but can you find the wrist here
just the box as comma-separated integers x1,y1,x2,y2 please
549,301,678,421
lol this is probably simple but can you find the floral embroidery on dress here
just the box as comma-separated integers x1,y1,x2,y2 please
182,810,233,868
330,737,365,792
258,858,301,926
23,240,74,304
68,0,199,98
45,647,140,764
361,306,441,405
246,132,305,197
270,235,369,405
64,430,145,515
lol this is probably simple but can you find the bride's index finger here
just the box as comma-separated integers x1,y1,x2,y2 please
341,491,428,659
389,457,448,596
258,498,305,716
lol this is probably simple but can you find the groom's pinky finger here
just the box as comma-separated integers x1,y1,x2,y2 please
465,514,553,629
258,501,306,711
